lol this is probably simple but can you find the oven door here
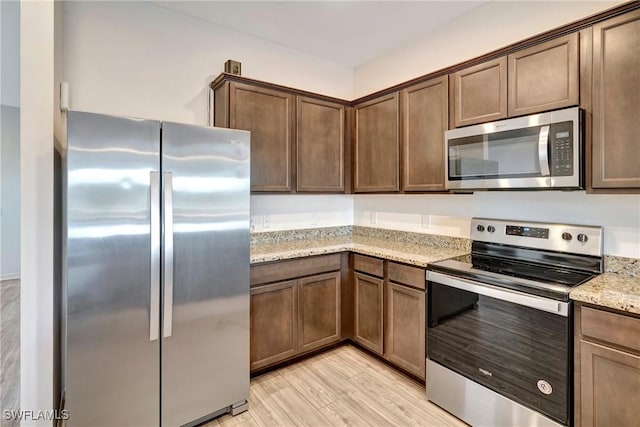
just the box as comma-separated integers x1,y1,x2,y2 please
427,271,571,425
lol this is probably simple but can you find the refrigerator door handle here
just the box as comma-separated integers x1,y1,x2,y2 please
149,172,161,341
163,172,174,338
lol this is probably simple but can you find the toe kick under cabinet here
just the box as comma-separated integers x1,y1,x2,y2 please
249,254,347,372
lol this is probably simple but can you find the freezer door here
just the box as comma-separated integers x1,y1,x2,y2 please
161,123,250,426
64,111,160,426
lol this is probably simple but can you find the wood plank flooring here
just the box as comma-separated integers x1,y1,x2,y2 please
0,281,464,427
206,345,466,427
0,279,20,427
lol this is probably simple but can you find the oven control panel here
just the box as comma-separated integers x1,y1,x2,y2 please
471,218,603,257
505,225,549,239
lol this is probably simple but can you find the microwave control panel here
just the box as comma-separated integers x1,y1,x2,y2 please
550,121,573,176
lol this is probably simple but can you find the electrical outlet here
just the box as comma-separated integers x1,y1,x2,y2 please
370,211,377,224
421,214,430,229
263,214,271,229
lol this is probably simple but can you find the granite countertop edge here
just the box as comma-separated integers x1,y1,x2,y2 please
251,239,640,316
250,240,467,268
570,273,640,315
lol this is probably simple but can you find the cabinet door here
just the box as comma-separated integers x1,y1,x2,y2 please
229,82,294,192
591,10,640,189
250,281,297,371
451,57,507,127
579,340,640,427
296,97,345,192
402,76,448,191
385,282,425,379
298,271,341,352
354,93,400,192
353,272,384,355
508,33,579,117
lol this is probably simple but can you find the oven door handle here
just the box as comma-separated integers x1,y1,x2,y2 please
538,125,551,177
427,271,569,316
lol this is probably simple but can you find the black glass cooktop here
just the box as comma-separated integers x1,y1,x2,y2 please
428,243,602,301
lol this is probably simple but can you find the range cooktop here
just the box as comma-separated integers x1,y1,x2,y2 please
428,218,604,301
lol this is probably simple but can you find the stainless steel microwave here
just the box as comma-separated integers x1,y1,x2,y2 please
445,107,582,190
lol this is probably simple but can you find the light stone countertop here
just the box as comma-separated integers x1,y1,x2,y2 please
250,228,640,315
250,235,467,267
570,273,640,315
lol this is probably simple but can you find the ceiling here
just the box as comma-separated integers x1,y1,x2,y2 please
151,1,489,67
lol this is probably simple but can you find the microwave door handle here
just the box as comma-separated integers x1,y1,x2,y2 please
538,125,551,176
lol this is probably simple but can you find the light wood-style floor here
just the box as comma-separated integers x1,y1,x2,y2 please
207,345,466,427
0,283,464,427
0,279,20,427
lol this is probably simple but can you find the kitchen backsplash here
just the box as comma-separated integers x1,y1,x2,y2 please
249,193,640,259
251,226,639,278
605,256,640,278
250,225,352,245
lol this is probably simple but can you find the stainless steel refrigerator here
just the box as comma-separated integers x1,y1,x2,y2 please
60,111,250,426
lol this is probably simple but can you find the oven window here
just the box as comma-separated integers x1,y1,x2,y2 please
427,282,570,425
448,126,542,180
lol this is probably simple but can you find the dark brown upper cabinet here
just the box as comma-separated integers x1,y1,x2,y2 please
508,33,579,117
354,93,400,192
401,76,448,192
212,76,350,194
590,9,640,190
451,57,508,128
296,97,345,192
217,82,295,192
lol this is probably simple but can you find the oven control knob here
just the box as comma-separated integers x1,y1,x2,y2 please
577,233,588,243
476,225,485,232
562,232,573,241
487,225,496,233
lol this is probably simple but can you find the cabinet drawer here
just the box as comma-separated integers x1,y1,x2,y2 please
251,254,342,286
387,262,425,290
581,306,640,353
353,254,384,278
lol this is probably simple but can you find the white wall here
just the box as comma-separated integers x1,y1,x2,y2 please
1,0,20,108
21,0,55,422
62,0,354,126
62,0,357,229
354,0,625,96
251,195,352,232
351,0,639,260
1,0,21,280
1,106,20,279
354,193,640,258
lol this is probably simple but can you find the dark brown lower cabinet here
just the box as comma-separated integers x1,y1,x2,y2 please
250,280,298,371
250,253,428,380
579,341,640,427
385,282,425,379
250,255,342,372
353,271,384,355
575,305,640,427
298,272,341,352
